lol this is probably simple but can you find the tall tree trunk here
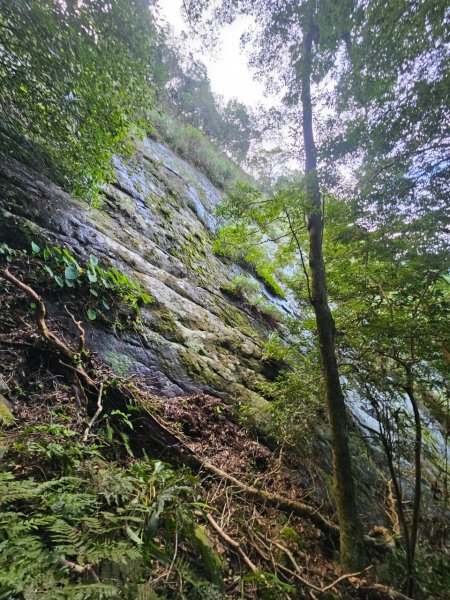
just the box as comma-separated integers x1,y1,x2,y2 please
300,22,365,570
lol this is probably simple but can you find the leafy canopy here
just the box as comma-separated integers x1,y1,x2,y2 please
0,0,156,199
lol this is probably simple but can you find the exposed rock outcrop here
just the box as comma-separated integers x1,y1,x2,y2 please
0,138,284,419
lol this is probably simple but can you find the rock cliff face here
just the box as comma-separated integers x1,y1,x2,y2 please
0,137,285,419
1,135,449,525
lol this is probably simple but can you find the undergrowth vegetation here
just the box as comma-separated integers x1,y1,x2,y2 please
0,242,152,331
259,331,323,452
0,424,218,600
213,185,287,299
0,204,449,600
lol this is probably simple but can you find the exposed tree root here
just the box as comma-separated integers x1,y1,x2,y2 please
64,305,86,354
0,268,95,387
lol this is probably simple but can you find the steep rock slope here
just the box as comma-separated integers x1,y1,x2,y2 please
0,137,283,418
1,136,448,511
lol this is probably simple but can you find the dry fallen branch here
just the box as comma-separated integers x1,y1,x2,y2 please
201,459,340,543
271,542,373,596
82,382,104,442
1,267,73,359
205,512,258,573
125,409,342,542
320,566,373,593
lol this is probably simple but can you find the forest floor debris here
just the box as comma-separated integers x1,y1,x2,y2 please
0,269,434,599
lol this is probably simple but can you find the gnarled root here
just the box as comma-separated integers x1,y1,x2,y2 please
0,267,95,388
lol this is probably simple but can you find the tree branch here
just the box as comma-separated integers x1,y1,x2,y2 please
205,513,258,573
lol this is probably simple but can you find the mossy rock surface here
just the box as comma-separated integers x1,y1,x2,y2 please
0,142,279,411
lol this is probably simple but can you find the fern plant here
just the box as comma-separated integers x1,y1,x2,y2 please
0,426,219,599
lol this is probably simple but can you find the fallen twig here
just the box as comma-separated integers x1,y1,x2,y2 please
273,540,324,592
320,565,372,592
82,382,104,442
205,512,258,573
272,539,374,595
202,459,340,542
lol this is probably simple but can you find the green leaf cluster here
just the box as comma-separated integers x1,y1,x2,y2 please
213,183,299,299
2,242,152,330
323,197,450,379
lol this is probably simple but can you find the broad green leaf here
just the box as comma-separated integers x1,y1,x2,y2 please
31,241,40,255
126,526,143,545
44,265,54,278
87,267,97,283
64,266,79,281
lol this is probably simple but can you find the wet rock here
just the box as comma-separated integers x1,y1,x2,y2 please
0,139,272,414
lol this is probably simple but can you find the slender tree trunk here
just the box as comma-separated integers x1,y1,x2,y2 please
364,386,415,587
381,435,414,588
404,367,422,598
300,22,365,570
445,393,449,507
